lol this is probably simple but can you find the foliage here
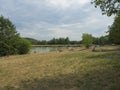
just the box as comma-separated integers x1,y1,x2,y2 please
0,15,20,56
48,37,70,45
0,16,31,56
93,35,110,45
82,33,93,48
40,40,48,45
25,37,72,45
109,12,120,44
91,0,120,16
17,38,31,54
24,38,39,45
25,37,82,45
69,41,81,45
91,0,120,44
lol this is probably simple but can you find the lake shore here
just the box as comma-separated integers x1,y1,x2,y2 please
32,44,81,47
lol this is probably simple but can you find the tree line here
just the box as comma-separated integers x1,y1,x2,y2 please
25,34,112,47
25,37,81,45
24,33,116,51
82,34,112,49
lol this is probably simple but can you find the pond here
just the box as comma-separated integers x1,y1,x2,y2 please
30,46,79,53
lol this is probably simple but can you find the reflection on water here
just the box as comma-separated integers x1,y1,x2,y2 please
31,47,70,53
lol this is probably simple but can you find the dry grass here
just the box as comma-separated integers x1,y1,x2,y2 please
0,46,120,90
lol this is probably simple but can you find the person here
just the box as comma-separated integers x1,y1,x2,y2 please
92,45,97,52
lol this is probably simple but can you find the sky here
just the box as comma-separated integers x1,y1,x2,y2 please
0,0,114,41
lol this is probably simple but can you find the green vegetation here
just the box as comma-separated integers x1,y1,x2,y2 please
17,38,31,54
109,12,120,44
24,38,39,45
91,0,120,16
48,37,70,45
93,35,110,45
0,16,31,56
0,16,19,56
0,46,119,90
82,33,93,48
25,37,81,45
92,0,120,45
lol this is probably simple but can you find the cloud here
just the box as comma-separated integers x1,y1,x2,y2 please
46,0,90,10
0,0,114,41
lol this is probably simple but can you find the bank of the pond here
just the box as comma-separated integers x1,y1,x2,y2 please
31,45,81,53
32,44,81,47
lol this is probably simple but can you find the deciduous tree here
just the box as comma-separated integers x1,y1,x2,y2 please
109,12,120,44
82,33,93,48
91,0,120,16
0,16,31,56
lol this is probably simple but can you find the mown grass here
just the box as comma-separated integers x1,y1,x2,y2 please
0,46,120,90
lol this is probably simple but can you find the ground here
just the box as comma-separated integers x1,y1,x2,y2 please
0,46,120,90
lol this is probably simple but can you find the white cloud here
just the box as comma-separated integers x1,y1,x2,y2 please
48,28,72,37
17,12,113,40
0,0,114,40
46,0,90,9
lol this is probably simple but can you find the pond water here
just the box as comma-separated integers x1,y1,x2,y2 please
30,46,77,53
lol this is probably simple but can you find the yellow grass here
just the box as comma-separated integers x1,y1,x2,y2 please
0,46,120,90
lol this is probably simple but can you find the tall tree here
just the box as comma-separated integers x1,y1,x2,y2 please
0,16,31,56
91,0,120,16
109,12,120,44
92,0,120,44
0,16,20,56
82,33,93,48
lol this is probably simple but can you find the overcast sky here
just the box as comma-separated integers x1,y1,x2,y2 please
0,0,114,40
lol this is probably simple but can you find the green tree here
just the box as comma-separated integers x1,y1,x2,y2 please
92,37,99,45
109,12,120,44
93,35,110,45
82,33,93,48
91,0,120,45
91,0,120,16
48,38,57,45
0,16,20,56
0,16,31,56
65,37,70,44
48,37,70,45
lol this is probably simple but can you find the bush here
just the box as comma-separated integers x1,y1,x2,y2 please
82,33,93,48
17,38,31,54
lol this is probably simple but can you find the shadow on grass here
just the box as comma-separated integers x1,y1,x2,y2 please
88,50,120,60
1,68,120,90
79,48,87,51
94,46,120,52
87,50,120,70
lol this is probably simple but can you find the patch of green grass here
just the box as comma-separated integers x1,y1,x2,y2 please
0,46,120,90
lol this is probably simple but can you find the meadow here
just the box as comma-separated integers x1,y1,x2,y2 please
0,46,120,90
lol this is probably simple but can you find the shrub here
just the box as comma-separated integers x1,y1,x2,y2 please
17,38,31,54
82,33,93,48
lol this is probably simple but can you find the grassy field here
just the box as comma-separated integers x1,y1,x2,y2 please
0,46,120,90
